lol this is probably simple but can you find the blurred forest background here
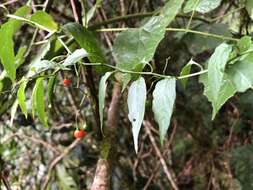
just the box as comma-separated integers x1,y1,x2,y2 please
1,0,253,189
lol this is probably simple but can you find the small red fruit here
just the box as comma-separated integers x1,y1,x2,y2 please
63,79,71,87
74,129,86,139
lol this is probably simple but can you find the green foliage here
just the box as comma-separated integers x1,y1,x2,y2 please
30,11,58,32
246,0,253,20
56,165,78,190
237,36,252,53
114,0,184,73
127,77,146,152
179,59,201,88
0,6,30,81
32,78,48,127
3,1,253,189
99,72,113,131
48,75,56,108
184,0,222,13
227,59,253,92
200,43,235,119
63,49,88,67
152,78,176,144
63,23,107,72
17,80,28,118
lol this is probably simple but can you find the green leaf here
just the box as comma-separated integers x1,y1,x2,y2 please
48,75,56,108
10,100,18,126
99,72,113,131
180,59,197,89
63,23,107,73
200,73,236,119
63,49,88,66
0,6,30,81
9,6,31,33
56,165,78,190
227,59,253,92
30,11,58,32
85,0,102,26
114,0,184,73
246,0,253,20
183,0,200,13
15,46,27,68
200,43,236,119
152,78,176,144
17,80,28,117
0,24,15,81
237,36,252,53
184,0,222,13
32,78,48,127
127,77,146,152
27,40,52,77
28,60,57,77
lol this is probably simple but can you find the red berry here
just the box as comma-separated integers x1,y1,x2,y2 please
74,129,86,139
63,79,71,87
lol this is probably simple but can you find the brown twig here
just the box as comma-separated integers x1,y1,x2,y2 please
143,120,178,189
143,120,179,190
41,138,81,190
70,0,80,23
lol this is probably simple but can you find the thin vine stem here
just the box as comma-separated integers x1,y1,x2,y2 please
89,12,211,29
79,62,208,80
96,27,239,42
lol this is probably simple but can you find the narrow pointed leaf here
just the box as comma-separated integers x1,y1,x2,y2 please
17,80,28,117
99,72,113,131
31,11,58,32
10,100,18,126
127,77,146,152
48,75,56,109
32,78,48,127
63,49,88,66
0,6,30,81
15,46,27,68
152,78,176,144
63,23,107,73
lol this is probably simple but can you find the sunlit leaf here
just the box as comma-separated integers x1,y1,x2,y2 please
63,49,88,66
17,80,28,118
0,6,30,81
152,78,176,144
99,72,113,131
31,11,58,32
127,77,146,152
32,77,48,127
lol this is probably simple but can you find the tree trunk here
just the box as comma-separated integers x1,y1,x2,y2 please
91,82,121,190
